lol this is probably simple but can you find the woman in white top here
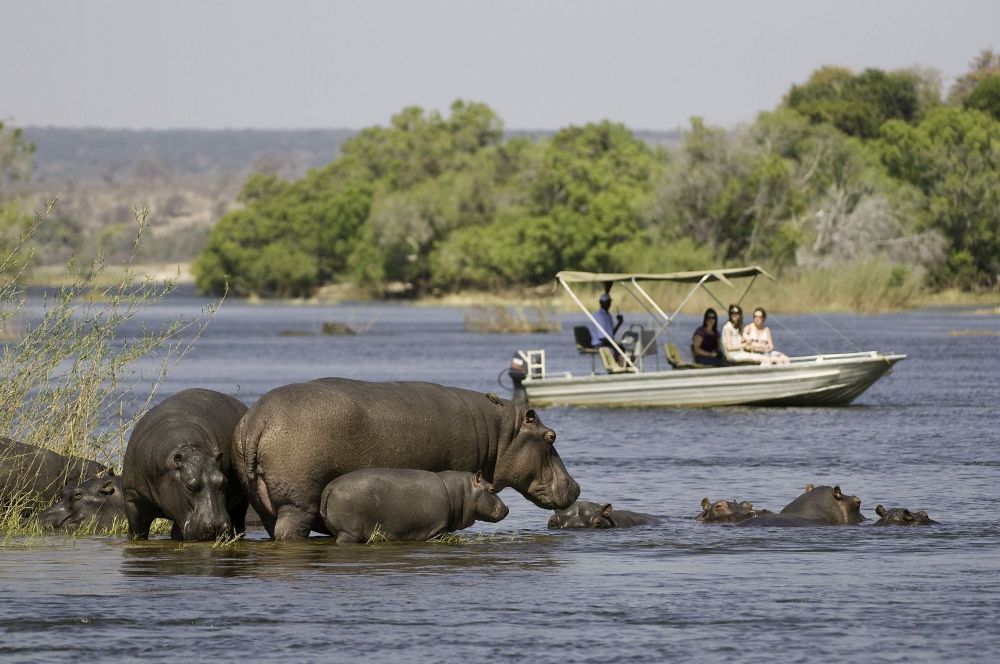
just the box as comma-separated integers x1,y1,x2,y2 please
721,304,765,364
742,307,790,366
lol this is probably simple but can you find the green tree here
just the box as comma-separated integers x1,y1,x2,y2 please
786,67,923,138
429,121,664,290
949,49,1000,104
878,106,1000,288
964,76,1000,121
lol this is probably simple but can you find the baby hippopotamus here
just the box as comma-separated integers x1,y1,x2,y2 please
320,469,509,543
548,500,663,529
737,484,865,527
697,497,771,524
38,473,125,530
874,504,938,526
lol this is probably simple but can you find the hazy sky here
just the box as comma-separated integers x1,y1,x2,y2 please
2,0,997,131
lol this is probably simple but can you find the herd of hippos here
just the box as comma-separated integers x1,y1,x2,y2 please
2,380,937,542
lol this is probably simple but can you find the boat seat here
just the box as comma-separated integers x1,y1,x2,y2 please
664,342,704,370
598,347,635,374
573,325,599,373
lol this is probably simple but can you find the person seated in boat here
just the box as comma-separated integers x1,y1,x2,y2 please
742,307,790,366
691,308,727,367
722,304,765,364
590,291,624,349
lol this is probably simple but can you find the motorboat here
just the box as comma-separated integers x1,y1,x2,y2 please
505,266,906,408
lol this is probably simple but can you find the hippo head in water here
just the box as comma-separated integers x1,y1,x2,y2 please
697,497,767,523
548,501,616,529
779,484,865,525
874,504,938,526
164,448,233,540
38,473,125,530
495,408,580,510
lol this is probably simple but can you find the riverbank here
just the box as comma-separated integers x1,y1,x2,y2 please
23,261,1000,314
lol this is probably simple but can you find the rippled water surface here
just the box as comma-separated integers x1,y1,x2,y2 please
2,295,998,661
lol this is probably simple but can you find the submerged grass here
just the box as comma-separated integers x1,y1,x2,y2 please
0,201,217,541
429,530,520,544
463,305,561,333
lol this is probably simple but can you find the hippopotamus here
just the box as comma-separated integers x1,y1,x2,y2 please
1,437,110,515
320,469,509,543
548,500,663,529
122,389,249,541
697,497,771,523
38,473,125,530
874,504,938,526
234,378,580,540
736,484,865,527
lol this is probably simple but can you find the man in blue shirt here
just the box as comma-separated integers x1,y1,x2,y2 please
590,291,624,348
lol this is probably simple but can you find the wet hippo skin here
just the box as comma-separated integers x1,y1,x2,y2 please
39,473,124,530
235,378,580,540
321,469,509,543
122,389,249,541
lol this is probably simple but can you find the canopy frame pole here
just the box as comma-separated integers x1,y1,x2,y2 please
559,278,638,371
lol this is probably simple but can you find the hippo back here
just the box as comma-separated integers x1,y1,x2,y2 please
779,484,865,525
124,388,247,482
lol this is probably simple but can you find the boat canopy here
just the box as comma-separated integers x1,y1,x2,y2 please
556,265,776,286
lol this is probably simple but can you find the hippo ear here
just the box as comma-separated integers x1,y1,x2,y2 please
215,451,224,466
804,484,814,492
832,486,843,500
473,471,484,485
701,497,711,510
875,504,886,516
107,468,116,477
601,503,613,517
740,501,753,510
99,480,116,495
902,509,914,521
524,409,537,424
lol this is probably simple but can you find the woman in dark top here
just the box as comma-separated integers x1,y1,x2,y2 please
692,308,727,367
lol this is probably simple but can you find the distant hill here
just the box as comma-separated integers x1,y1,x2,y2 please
22,127,359,184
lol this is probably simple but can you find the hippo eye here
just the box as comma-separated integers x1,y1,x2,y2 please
487,485,494,494
186,479,201,493
70,491,84,502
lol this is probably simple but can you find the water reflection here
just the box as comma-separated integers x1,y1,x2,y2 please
119,533,564,579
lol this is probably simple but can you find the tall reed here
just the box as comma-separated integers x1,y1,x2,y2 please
1,202,217,537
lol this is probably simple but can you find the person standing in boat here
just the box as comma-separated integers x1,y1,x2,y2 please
692,308,727,367
742,307,790,366
722,304,764,364
590,291,624,350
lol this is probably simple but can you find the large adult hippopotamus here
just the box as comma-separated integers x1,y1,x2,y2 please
548,500,663,529
38,473,124,530
1,437,110,515
122,389,249,540
234,378,581,540
320,469,509,543
736,484,865,527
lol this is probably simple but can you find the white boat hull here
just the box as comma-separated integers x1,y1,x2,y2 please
520,352,905,408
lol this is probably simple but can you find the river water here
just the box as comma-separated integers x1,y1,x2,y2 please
2,294,998,662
